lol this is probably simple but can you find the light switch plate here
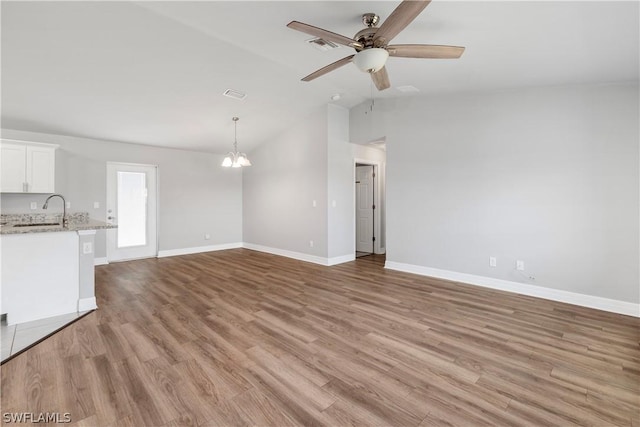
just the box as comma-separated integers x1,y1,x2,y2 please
83,242,93,254
94,202,100,209
65,202,71,209
30,202,37,210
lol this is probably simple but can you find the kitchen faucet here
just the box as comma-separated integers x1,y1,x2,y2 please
43,194,68,228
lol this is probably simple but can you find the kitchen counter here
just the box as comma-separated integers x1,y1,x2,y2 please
1,212,115,325
0,219,115,234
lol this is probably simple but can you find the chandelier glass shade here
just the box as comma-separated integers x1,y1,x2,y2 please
221,117,251,168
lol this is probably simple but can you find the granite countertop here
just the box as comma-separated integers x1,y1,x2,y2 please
0,212,117,235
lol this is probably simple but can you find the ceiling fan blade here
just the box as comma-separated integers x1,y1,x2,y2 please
387,44,465,59
287,21,363,49
373,0,431,46
371,66,391,91
301,55,355,82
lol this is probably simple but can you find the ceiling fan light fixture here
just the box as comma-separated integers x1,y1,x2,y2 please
353,48,389,73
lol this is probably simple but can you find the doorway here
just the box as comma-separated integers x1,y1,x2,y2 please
355,163,375,258
106,162,158,262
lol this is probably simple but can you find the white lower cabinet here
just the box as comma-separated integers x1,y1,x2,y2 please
1,232,79,325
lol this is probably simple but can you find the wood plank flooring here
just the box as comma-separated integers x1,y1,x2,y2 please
2,249,638,426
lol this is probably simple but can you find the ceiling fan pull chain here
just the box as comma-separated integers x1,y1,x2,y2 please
371,80,376,112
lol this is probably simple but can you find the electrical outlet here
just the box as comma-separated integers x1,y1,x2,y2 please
309,240,314,248
30,202,37,210
204,234,211,240
516,260,525,271
312,200,317,208
65,202,71,209
83,242,93,254
94,202,100,209
489,256,497,267
332,200,337,208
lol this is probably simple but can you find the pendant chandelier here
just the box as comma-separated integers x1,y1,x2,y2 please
221,117,251,168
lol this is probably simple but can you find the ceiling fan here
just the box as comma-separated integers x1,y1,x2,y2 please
287,0,465,91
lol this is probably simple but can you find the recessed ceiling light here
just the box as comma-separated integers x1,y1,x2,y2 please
307,37,340,51
396,85,420,93
331,94,341,101
223,89,247,100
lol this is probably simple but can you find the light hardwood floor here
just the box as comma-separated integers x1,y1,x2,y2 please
2,249,639,426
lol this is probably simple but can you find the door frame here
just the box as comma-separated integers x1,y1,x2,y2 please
353,158,384,255
106,161,159,262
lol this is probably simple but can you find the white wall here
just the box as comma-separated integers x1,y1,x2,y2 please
242,107,329,258
243,104,387,264
1,129,243,258
350,82,639,305
327,104,353,259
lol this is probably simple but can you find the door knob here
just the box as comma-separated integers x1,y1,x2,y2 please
107,216,116,220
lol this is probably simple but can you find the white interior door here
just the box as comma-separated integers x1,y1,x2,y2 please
356,165,374,253
106,163,157,262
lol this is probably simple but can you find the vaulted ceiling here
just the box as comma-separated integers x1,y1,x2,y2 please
2,1,638,152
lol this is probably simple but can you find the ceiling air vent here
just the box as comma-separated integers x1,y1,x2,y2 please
307,37,340,51
223,89,247,100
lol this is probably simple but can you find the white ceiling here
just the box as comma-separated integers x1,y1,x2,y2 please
2,1,638,152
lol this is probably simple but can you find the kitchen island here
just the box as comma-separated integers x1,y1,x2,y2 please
1,213,115,325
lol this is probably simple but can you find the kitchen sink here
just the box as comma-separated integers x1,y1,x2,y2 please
13,222,61,227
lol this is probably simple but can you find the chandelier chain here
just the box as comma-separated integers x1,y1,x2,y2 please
233,117,239,152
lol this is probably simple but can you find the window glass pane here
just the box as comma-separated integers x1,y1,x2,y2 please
117,171,147,248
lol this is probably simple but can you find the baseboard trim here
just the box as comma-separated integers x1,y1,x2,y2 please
328,254,356,266
5,305,78,326
242,243,354,266
101,243,356,266
78,297,97,311
385,261,639,318
157,242,243,258
242,243,331,265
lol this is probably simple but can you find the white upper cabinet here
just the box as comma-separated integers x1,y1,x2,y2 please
1,140,58,193
1,143,27,192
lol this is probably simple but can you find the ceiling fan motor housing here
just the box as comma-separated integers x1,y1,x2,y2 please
354,28,379,51
354,13,381,51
